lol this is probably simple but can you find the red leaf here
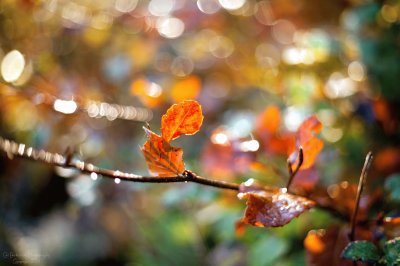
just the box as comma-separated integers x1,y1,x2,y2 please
161,100,204,142
237,181,315,227
289,115,323,170
141,127,185,176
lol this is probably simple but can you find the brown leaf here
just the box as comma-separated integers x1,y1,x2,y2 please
161,100,204,142
141,127,185,176
237,181,315,227
289,115,323,170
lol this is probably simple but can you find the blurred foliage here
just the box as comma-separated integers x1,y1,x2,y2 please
0,0,400,265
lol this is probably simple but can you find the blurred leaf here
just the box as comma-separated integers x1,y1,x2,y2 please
248,235,288,266
375,148,400,174
305,226,354,266
291,166,319,193
289,115,323,170
171,75,201,102
384,217,400,239
141,127,185,176
161,100,204,142
237,181,315,228
304,231,325,254
310,182,380,221
382,237,400,266
254,105,294,155
201,139,254,180
255,105,281,134
385,173,400,202
341,240,380,263
130,78,163,108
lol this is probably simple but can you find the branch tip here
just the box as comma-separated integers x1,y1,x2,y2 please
286,147,304,191
349,151,373,242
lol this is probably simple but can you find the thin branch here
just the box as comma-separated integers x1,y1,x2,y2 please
0,136,349,220
184,170,239,191
286,147,304,191
349,151,373,242
0,137,239,191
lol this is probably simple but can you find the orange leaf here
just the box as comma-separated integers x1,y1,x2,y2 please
237,181,315,227
289,115,323,170
141,127,185,176
161,100,204,142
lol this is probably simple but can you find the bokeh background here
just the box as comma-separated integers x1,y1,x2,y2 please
0,0,399,265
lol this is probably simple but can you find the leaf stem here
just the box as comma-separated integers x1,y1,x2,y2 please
286,147,304,191
349,151,373,242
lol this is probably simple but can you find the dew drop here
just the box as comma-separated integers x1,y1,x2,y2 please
90,172,98,180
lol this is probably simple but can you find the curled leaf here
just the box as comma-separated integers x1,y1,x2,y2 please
141,127,185,176
161,100,204,142
237,180,315,227
289,115,323,170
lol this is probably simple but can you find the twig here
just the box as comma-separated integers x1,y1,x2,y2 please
0,137,350,221
0,137,239,191
349,151,373,242
184,170,239,190
286,147,304,191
